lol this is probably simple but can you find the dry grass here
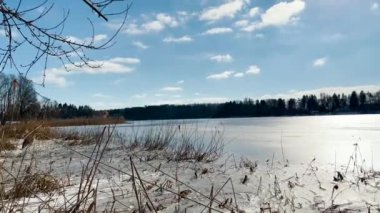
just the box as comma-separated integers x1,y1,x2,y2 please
0,121,58,140
0,117,124,143
124,124,225,162
42,117,125,127
0,138,16,152
59,128,106,146
5,173,61,199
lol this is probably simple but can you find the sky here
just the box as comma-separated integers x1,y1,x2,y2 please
2,0,380,110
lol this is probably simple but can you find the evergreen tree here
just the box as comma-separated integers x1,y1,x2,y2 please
349,91,359,111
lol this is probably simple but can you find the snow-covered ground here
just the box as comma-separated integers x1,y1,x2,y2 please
1,135,380,212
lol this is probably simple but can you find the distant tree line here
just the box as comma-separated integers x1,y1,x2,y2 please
0,73,96,124
109,91,380,120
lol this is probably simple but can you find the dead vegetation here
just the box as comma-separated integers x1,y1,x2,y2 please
5,173,61,199
42,117,125,127
0,138,16,152
58,128,106,146
124,124,225,162
0,122,379,212
0,121,57,140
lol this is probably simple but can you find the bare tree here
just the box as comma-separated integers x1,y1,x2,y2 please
0,0,131,84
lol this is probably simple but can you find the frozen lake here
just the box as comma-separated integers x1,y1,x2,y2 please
113,114,380,169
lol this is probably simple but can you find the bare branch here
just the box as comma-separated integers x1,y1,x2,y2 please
0,0,131,83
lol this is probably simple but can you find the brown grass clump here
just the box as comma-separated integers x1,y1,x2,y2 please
59,129,106,146
6,173,61,199
0,121,58,140
0,117,124,142
0,138,16,151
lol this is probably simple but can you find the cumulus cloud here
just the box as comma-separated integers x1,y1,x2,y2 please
206,71,235,80
199,0,247,21
133,41,149,49
202,27,233,35
207,65,260,80
313,57,327,67
41,73,69,88
33,57,139,87
163,35,193,43
210,54,233,63
248,7,260,17
123,13,179,35
246,65,261,75
234,19,249,27
161,86,183,92
242,0,306,32
234,72,244,78
156,13,179,27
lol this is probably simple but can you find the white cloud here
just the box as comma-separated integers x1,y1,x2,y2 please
163,35,193,43
313,57,327,67
206,66,260,80
371,2,379,10
92,93,112,99
0,28,19,38
202,27,233,35
248,7,260,17
234,19,249,27
93,34,108,42
260,85,380,100
161,86,183,92
206,71,235,80
246,65,261,75
242,0,305,32
123,13,179,35
66,34,107,44
234,72,245,78
108,57,140,64
210,54,233,63
177,80,185,84
259,0,305,27
40,73,69,87
142,21,165,32
199,0,246,21
156,13,179,27
133,41,149,49
34,57,139,87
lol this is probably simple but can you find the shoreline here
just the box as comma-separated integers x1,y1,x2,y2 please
1,134,379,212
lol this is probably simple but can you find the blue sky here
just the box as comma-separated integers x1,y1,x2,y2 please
3,0,380,109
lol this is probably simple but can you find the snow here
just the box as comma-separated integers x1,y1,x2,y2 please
1,137,379,212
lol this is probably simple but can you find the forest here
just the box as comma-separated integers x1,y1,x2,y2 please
109,90,380,120
2,73,380,122
0,73,96,124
